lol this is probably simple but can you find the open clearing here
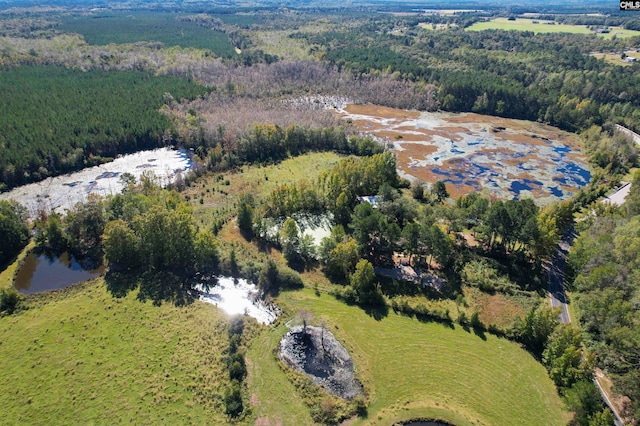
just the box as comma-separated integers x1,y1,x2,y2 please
466,18,640,39
591,50,640,66
249,287,569,426
0,280,232,425
2,152,570,425
187,151,341,228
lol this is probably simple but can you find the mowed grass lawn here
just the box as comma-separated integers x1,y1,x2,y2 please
467,18,640,39
249,288,570,426
0,279,233,425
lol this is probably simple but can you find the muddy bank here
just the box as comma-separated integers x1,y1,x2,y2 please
279,325,364,400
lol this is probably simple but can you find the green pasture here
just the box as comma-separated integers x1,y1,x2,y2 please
0,280,232,425
188,151,342,229
248,287,570,426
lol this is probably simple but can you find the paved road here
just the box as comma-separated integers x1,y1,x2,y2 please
547,229,574,324
547,228,626,425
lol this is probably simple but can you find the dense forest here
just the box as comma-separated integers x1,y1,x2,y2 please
0,66,208,190
58,12,238,57
301,24,640,133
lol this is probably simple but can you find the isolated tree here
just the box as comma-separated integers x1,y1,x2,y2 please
325,238,360,281
333,191,352,226
532,209,560,261
134,204,195,272
564,380,606,426
64,194,106,257
402,222,422,265
350,259,381,305
299,309,313,335
258,259,279,294
410,179,425,201
542,325,592,389
281,217,301,267
236,192,255,238
194,230,219,273
514,306,560,356
431,181,449,203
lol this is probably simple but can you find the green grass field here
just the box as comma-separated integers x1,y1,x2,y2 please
0,280,233,425
467,18,640,39
249,288,570,426
591,51,639,66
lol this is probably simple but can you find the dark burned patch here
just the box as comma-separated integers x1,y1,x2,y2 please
279,325,364,400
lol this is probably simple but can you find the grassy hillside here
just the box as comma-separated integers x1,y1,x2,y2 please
249,288,570,426
0,280,233,425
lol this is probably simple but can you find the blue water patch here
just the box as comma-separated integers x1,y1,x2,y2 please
511,181,531,195
432,168,449,176
511,179,543,195
553,176,568,185
558,163,591,184
451,148,465,154
549,186,563,197
553,145,571,154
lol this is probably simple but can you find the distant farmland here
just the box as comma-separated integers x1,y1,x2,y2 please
466,18,640,39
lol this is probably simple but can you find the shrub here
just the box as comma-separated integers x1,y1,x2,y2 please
0,289,21,315
223,380,243,417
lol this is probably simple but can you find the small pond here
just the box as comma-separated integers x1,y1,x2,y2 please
14,251,105,294
195,277,278,324
399,421,454,426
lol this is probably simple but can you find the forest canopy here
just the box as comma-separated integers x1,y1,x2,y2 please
0,66,209,190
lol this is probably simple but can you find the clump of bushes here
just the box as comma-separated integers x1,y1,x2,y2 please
390,298,452,324
0,288,22,316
